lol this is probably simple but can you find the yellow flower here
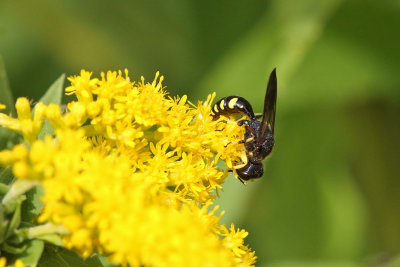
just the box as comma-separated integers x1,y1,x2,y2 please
0,98,45,144
65,70,98,103
0,258,28,267
0,70,256,266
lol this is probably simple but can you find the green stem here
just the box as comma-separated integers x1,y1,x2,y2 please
2,180,38,206
27,223,69,239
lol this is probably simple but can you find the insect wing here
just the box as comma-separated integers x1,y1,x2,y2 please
257,68,277,143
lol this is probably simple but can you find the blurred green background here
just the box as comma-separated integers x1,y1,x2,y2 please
1,0,399,266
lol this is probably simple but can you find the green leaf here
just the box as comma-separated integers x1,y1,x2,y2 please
38,245,90,267
0,204,4,223
6,232,25,246
85,254,118,267
0,166,14,185
38,120,55,139
21,184,44,223
0,55,15,116
0,182,10,197
37,74,65,139
2,195,26,215
2,180,33,212
1,242,28,254
0,217,8,243
39,74,65,105
0,56,22,150
36,233,63,247
84,254,106,267
0,128,23,151
5,198,22,238
14,239,45,266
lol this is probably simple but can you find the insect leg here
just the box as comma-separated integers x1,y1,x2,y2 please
238,136,254,144
237,120,257,144
227,169,246,184
237,119,251,126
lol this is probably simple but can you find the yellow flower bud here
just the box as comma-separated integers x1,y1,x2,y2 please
13,144,28,161
46,104,64,129
13,161,29,179
86,101,101,118
15,259,26,267
15,97,31,121
33,102,46,135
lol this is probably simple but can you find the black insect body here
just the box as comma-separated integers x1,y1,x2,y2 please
210,96,255,121
211,69,277,182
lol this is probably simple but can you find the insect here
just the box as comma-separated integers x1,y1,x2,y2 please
211,69,277,182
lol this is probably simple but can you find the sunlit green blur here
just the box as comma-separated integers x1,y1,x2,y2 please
1,0,399,266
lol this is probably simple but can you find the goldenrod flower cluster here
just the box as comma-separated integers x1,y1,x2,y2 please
0,70,256,266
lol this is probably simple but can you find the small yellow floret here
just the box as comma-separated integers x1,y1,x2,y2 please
16,97,31,121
